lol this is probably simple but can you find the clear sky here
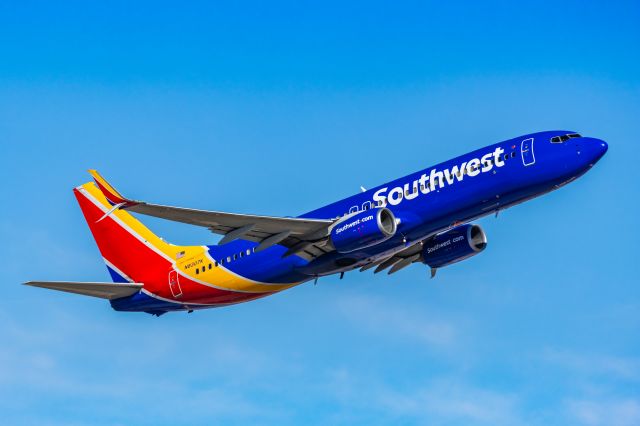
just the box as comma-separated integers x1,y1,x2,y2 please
1,1,639,425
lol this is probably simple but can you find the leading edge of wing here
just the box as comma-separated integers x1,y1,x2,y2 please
86,170,334,249
24,281,143,300
128,202,332,236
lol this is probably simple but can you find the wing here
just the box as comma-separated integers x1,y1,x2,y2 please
24,281,143,300
359,240,426,275
89,170,335,260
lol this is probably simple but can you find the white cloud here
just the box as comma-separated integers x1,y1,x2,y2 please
334,294,457,348
567,398,640,426
0,308,292,424
322,367,523,426
542,348,640,382
375,379,522,426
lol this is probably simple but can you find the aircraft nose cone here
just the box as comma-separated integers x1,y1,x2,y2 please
598,139,609,158
590,138,608,163
577,137,608,166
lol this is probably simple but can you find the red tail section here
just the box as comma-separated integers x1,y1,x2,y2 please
73,183,176,289
73,181,275,306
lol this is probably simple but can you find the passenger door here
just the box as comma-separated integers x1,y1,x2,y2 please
521,138,535,166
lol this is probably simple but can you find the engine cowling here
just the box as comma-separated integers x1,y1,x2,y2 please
330,208,397,253
421,224,487,268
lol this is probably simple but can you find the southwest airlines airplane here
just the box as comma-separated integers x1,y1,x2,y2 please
26,131,608,316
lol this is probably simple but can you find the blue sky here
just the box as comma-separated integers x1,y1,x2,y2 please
1,1,639,425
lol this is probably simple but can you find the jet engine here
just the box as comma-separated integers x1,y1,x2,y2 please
421,224,487,270
329,208,397,253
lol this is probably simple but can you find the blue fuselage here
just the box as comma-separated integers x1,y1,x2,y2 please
206,130,608,283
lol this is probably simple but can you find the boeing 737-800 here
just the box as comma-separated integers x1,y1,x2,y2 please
26,131,608,315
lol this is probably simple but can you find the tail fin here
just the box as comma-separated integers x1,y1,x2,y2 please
74,180,181,284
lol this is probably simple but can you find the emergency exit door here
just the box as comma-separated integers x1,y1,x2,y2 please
168,270,183,298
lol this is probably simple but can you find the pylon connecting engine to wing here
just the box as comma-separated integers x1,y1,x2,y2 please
421,224,487,277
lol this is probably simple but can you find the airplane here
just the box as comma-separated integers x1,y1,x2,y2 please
25,130,608,316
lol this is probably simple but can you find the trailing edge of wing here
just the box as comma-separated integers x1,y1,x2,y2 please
87,170,334,252
24,281,143,300
128,202,331,238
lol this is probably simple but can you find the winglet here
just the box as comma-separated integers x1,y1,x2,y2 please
88,169,131,205
88,170,139,222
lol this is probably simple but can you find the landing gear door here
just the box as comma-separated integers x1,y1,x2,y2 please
521,138,535,166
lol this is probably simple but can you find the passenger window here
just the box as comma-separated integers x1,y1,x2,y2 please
227,256,231,263
214,261,218,267
246,249,251,256
511,152,516,158
196,269,199,275
209,263,212,270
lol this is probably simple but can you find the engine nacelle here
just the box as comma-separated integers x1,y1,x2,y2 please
421,224,487,268
330,208,397,253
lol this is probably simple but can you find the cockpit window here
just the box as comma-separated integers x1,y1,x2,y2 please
551,133,582,143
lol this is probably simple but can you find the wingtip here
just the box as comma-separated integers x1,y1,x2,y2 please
87,169,101,182
87,169,130,205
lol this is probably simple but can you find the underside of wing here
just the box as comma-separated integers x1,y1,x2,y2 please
24,281,143,300
360,239,427,274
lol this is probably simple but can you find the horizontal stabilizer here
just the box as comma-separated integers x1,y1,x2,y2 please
24,281,143,300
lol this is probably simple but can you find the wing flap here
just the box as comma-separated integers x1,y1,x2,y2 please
24,281,143,300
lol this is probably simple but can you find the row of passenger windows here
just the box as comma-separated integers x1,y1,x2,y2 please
551,133,581,143
193,247,257,274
